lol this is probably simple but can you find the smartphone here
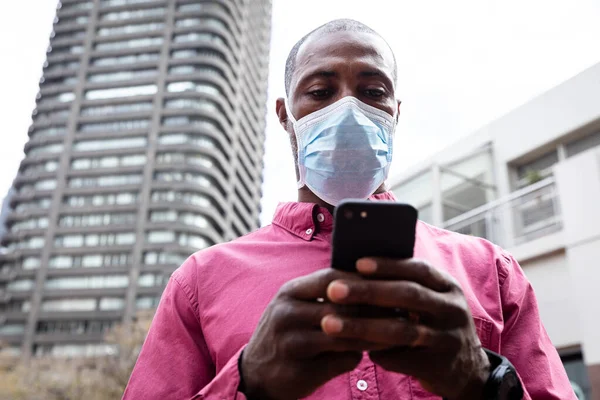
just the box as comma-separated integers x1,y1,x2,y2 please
331,200,418,272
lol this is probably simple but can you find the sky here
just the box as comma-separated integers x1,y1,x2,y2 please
0,0,599,227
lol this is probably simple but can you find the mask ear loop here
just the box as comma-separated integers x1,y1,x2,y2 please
284,99,305,189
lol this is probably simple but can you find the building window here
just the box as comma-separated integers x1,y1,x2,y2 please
79,119,150,133
0,324,26,335
37,320,116,335
100,7,165,21
173,32,225,46
174,18,226,30
56,15,89,26
154,171,211,188
97,22,164,37
515,150,559,189
151,190,211,208
155,152,213,168
88,69,157,83
7,279,35,291
146,230,209,249
143,251,187,265
164,98,220,113
7,236,45,251
34,179,58,191
44,60,80,73
35,343,117,358
21,160,59,176
59,1,93,11
68,174,143,188
99,297,125,310
85,84,157,100
27,143,64,156
136,296,160,310
45,275,129,290
100,0,158,7
95,37,163,51
158,132,216,149
54,232,136,248
41,299,97,312
22,257,42,270
49,253,131,269
162,116,220,132
72,154,146,170
73,137,147,152
64,192,138,207
15,198,52,212
166,81,221,95
566,130,600,158
138,273,166,288
29,126,67,139
150,210,209,228
11,217,49,232
59,212,136,227
81,102,153,116
34,108,71,122
171,48,225,60
91,52,160,67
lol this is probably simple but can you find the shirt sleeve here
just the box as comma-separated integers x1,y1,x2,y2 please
498,252,576,399
122,270,247,400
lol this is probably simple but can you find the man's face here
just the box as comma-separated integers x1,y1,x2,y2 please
276,30,400,176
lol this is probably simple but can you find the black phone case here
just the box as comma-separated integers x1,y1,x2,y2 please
331,200,418,272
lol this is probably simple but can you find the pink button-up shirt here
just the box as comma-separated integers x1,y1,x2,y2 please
123,192,575,399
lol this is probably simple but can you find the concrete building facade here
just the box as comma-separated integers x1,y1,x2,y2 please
390,62,600,399
0,0,271,358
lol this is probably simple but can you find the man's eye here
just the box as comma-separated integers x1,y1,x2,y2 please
365,89,385,97
309,89,330,98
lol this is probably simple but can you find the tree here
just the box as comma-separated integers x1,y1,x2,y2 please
0,311,154,400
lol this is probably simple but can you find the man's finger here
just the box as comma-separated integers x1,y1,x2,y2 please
278,268,361,300
283,330,390,358
320,315,444,348
356,258,458,292
325,279,463,322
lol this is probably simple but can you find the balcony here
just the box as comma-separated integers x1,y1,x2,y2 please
443,177,562,248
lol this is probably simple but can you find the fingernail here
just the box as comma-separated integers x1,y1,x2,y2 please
321,315,343,334
356,258,377,274
327,281,349,300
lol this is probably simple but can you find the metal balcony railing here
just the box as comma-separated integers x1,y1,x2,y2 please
443,177,562,248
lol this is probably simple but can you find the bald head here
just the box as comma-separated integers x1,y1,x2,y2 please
284,19,397,96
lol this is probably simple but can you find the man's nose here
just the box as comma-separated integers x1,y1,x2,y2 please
335,85,358,102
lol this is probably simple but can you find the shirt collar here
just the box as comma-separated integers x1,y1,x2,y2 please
272,191,397,241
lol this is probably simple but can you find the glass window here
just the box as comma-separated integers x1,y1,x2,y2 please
30,126,66,139
39,92,75,104
0,324,26,335
138,273,166,287
59,212,136,227
100,7,165,21
81,102,153,116
100,0,157,7
92,52,160,66
68,174,143,188
15,198,52,212
566,130,600,158
60,1,93,11
98,22,164,36
88,69,157,83
35,179,57,191
7,236,45,250
95,37,163,51
72,154,146,169
41,299,97,312
143,251,187,265
7,279,34,291
164,98,219,113
162,116,219,131
73,137,147,152
146,230,208,249
158,132,216,149
171,48,224,60
515,150,559,189
22,160,59,176
36,343,117,358
156,152,213,168
154,171,211,187
64,192,138,207
149,210,177,222
99,297,125,310
151,190,211,208
11,217,49,232
173,32,225,46
166,81,221,95
27,143,64,156
85,85,157,100
79,119,150,133
54,232,135,248
147,230,175,243
45,275,129,290
23,257,42,270
56,15,89,26
49,253,131,269
33,108,71,122
44,60,80,73
175,18,226,30
136,296,159,310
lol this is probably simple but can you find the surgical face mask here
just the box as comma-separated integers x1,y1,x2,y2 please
285,96,396,206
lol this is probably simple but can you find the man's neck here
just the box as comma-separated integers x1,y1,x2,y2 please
296,184,389,214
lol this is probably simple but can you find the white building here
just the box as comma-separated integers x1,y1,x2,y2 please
390,62,600,399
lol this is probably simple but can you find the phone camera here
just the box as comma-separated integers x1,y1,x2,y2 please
360,211,367,218
344,210,353,219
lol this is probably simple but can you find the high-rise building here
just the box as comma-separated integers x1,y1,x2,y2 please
0,0,272,358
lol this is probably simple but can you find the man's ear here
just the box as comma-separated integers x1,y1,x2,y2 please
275,98,288,131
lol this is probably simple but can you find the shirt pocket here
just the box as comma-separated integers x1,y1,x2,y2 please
409,316,494,399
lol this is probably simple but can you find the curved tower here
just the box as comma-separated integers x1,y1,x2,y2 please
0,0,272,358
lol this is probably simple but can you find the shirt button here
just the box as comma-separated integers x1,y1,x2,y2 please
305,228,313,235
357,379,368,391
316,213,325,223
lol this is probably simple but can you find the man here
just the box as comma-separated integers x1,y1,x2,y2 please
123,20,575,399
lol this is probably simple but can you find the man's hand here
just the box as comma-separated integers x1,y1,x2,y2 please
322,258,490,400
240,269,390,400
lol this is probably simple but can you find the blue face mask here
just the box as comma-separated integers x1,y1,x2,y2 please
285,96,396,206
